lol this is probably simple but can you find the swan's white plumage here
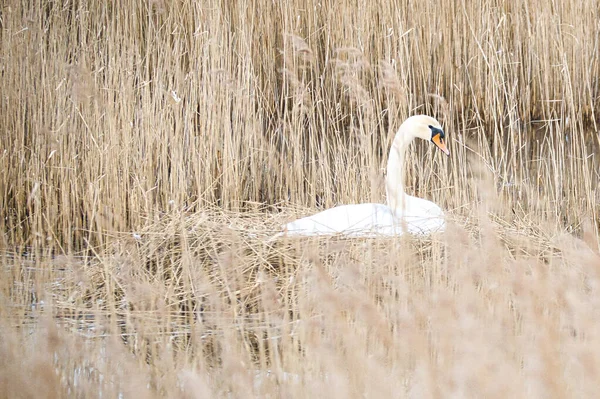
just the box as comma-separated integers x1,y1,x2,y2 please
283,198,444,237
282,115,449,237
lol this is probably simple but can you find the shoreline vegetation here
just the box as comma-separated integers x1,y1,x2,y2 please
1,0,600,396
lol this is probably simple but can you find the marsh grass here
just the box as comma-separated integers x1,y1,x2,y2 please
1,0,600,397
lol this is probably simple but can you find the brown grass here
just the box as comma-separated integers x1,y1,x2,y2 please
1,0,600,397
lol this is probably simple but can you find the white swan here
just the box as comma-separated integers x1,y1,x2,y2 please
281,115,450,237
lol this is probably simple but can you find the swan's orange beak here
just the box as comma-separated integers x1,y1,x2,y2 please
432,134,450,156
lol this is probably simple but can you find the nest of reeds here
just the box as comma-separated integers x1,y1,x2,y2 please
49,202,599,369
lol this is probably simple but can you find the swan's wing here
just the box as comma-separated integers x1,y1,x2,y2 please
283,203,403,237
282,198,446,238
401,196,446,235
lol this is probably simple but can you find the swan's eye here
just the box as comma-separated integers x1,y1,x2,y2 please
429,125,445,139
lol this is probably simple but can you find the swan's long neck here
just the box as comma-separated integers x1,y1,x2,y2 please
385,124,414,214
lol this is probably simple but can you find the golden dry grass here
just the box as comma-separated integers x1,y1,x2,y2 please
1,0,600,397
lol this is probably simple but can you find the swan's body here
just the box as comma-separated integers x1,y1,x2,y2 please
283,199,444,237
282,115,450,237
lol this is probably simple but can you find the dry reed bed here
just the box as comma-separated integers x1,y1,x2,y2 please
1,0,599,247
2,207,600,397
2,0,600,397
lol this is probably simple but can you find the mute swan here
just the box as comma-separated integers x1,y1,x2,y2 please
282,115,449,237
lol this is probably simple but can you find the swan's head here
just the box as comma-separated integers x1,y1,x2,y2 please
404,115,450,156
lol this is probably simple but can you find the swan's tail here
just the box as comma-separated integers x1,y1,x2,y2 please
265,226,288,243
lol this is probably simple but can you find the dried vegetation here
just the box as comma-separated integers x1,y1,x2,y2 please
1,0,600,397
